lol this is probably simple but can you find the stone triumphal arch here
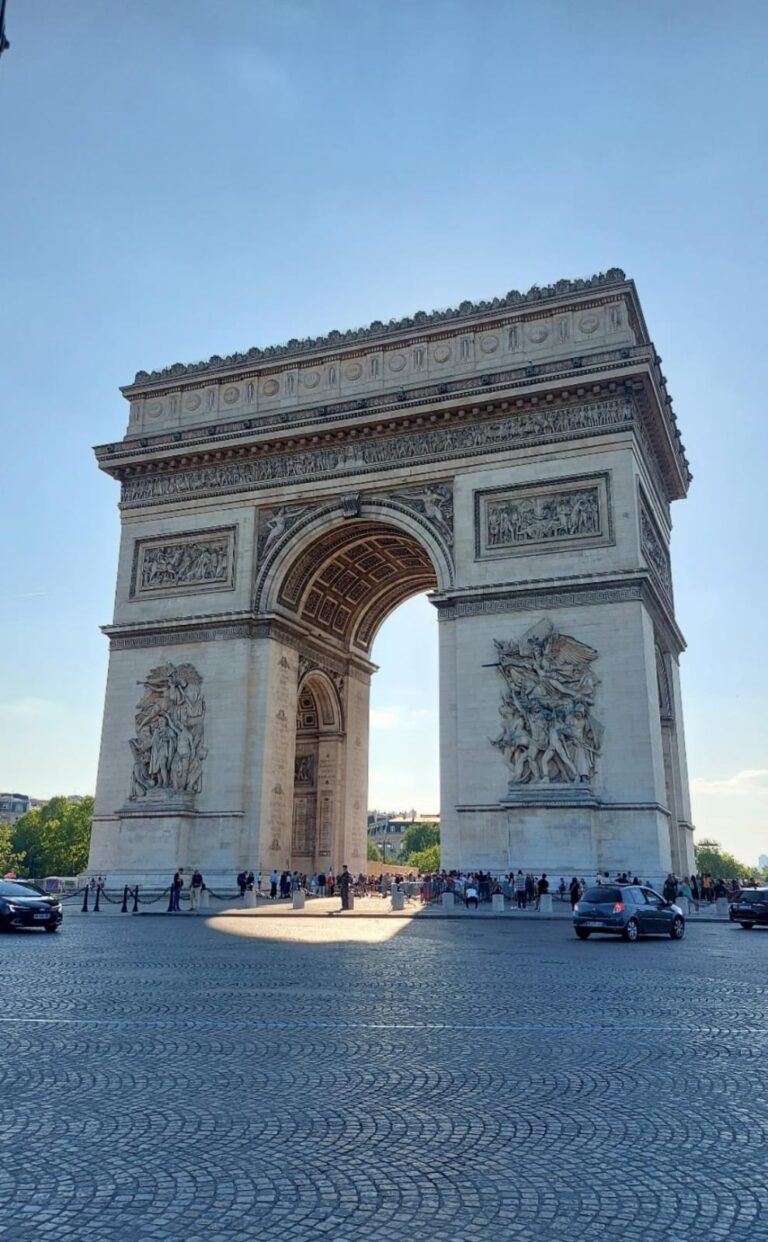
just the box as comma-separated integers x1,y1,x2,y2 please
89,269,695,884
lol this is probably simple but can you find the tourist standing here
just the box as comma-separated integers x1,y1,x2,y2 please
515,869,526,909
536,873,549,911
171,868,184,912
270,869,278,899
189,868,205,912
237,870,247,899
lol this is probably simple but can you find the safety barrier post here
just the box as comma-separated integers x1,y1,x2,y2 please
81,885,89,913
93,884,101,913
121,885,129,913
132,885,139,913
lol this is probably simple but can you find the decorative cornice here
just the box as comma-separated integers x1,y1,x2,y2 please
103,611,378,674
125,269,630,389
432,572,686,654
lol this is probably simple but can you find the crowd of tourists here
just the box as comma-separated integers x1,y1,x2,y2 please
160,864,761,913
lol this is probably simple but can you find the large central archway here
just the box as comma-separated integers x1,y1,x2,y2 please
260,506,444,871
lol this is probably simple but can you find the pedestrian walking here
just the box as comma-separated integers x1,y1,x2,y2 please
171,868,184,912
189,868,205,912
569,876,580,910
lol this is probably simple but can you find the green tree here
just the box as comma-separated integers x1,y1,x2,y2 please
694,840,758,882
0,823,25,876
367,839,383,862
398,822,439,861
11,797,94,878
404,843,440,874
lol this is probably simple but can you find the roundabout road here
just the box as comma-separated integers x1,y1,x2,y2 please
1,914,765,1240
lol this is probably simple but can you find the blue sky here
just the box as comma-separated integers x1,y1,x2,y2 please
1,1,766,861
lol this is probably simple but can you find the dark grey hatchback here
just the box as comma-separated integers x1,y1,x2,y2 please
0,879,63,932
574,885,685,941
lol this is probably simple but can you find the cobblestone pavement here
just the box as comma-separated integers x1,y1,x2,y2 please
1,915,766,1241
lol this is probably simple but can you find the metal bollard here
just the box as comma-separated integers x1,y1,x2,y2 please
121,885,129,913
93,884,101,913
132,885,139,913
81,885,90,913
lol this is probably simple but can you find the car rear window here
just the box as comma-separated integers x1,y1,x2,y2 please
581,888,622,903
737,890,768,904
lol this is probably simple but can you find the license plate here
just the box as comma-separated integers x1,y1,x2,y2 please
581,920,604,928
32,913,50,921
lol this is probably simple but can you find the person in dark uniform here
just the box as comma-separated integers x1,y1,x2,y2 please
338,865,354,911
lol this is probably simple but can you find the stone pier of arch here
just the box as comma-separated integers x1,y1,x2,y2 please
88,270,695,886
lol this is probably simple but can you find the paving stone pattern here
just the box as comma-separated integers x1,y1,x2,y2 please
1,916,766,1240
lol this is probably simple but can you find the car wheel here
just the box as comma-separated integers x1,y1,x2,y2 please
44,924,60,934
623,918,640,942
575,929,590,940
740,923,754,930
670,916,685,940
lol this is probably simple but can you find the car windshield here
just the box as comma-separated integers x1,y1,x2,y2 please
0,880,45,897
581,888,622,903
737,890,768,904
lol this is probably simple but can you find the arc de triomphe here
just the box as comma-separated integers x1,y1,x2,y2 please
89,270,694,884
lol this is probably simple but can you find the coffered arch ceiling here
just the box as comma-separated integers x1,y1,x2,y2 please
276,520,438,654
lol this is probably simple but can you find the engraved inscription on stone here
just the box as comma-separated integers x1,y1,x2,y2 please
476,474,611,560
128,662,207,801
490,619,602,788
132,527,236,597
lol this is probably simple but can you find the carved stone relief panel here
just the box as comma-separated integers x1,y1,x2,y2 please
490,619,602,789
388,483,454,546
639,494,672,599
130,527,236,598
128,662,206,802
475,473,613,560
256,505,313,561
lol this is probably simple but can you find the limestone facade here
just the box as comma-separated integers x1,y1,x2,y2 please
89,270,694,884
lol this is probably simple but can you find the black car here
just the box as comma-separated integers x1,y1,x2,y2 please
729,887,768,929
0,879,63,932
573,885,685,941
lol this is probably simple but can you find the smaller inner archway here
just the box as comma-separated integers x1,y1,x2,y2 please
292,672,345,872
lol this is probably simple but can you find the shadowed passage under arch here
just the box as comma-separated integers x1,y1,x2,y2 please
276,520,439,654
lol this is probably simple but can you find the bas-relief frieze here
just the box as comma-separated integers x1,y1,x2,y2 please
490,619,602,789
121,397,634,508
131,527,236,598
475,474,611,560
127,662,206,802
